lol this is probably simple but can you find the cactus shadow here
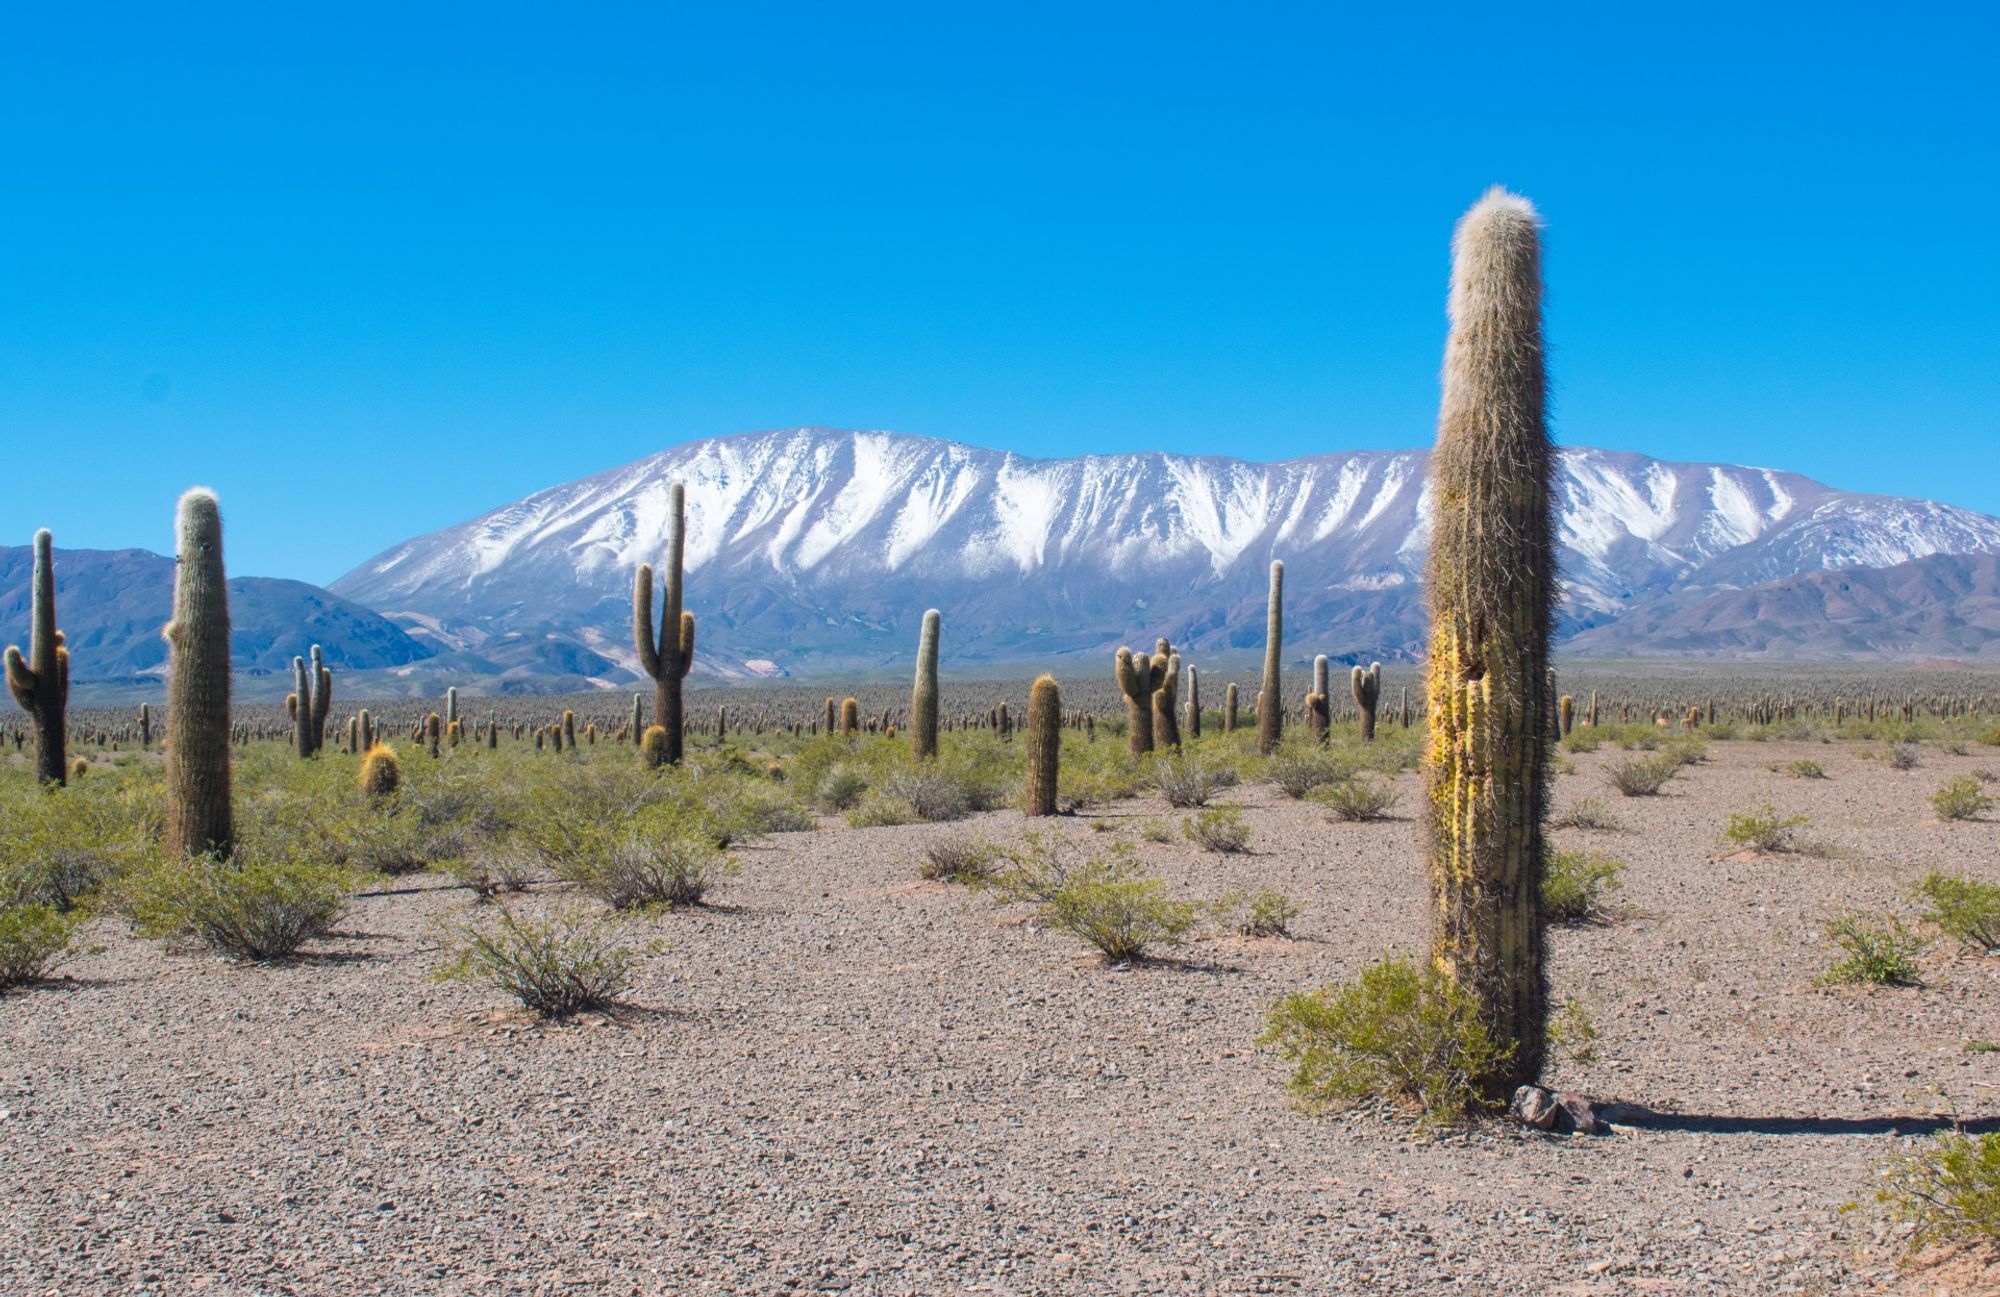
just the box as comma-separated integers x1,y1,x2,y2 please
1601,1105,2000,1137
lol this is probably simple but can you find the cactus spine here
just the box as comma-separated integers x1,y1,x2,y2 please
840,697,860,736
1114,646,1169,757
1023,674,1061,816
1351,660,1382,742
912,609,941,760
358,743,400,797
163,489,233,859
640,724,670,768
1422,189,1557,1098
1256,561,1284,755
4,529,69,785
633,482,696,766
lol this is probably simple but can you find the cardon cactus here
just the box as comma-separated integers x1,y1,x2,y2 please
1306,654,1331,746
634,482,696,766
163,489,233,859
840,697,861,736
358,744,400,797
1352,661,1382,742
1257,561,1284,754
137,702,151,751
425,712,442,759
1558,694,1574,737
1114,646,1170,756
1422,189,1558,1097
1023,674,1061,816
290,645,331,757
1183,663,1201,739
640,724,670,769
1152,639,1182,750
358,708,374,752
488,709,499,749
4,529,69,785
630,693,644,746
912,609,941,760
1224,682,1239,733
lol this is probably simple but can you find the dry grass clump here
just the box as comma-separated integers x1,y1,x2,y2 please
1312,775,1400,822
1605,753,1681,797
118,851,349,961
435,906,658,1018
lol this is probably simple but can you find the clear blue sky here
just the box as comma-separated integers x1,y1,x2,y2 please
3,3,1995,584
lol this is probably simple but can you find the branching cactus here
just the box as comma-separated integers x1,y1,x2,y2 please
1024,674,1061,816
290,645,331,757
1152,639,1182,750
163,489,233,859
4,529,69,785
1306,654,1331,746
634,482,696,766
1257,561,1284,754
1422,189,1557,1098
1352,661,1382,742
912,609,941,760
1114,646,1169,756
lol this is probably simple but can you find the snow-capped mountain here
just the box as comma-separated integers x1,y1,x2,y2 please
328,427,2000,677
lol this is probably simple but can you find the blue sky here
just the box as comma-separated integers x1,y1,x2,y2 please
3,3,1995,584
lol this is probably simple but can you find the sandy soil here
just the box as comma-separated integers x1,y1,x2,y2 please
4,739,1998,1296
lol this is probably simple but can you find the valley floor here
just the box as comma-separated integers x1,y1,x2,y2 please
4,739,1999,1296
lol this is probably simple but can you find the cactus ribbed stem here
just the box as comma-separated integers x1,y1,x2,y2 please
633,482,695,765
1184,664,1201,739
163,490,233,858
1023,674,1061,816
1352,661,1382,743
840,697,860,737
912,609,940,760
4,529,69,785
1114,646,1167,757
1256,561,1284,755
1422,189,1556,1098
1224,682,1238,733
1152,640,1181,750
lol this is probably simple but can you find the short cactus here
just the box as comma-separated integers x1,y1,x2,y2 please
137,702,151,751
4,529,69,785
1024,674,1061,817
640,724,670,769
358,743,400,797
840,697,860,736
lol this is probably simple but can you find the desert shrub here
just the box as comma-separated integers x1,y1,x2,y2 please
1265,749,1350,799
846,793,917,828
1543,848,1625,923
1258,955,1510,1127
119,853,350,961
1785,759,1827,779
1723,800,1811,853
0,903,87,989
876,768,974,823
1550,797,1622,831
1931,775,1996,822
815,766,870,813
444,844,537,899
1662,738,1708,768
0,784,156,910
1056,765,1137,812
1605,754,1680,797
585,835,736,910
1560,729,1601,754
1313,776,1401,822
1877,1131,2000,1249
1887,742,1922,771
1822,912,1925,986
985,835,1200,962
435,906,656,1018
920,836,997,884
1148,756,1236,809
1183,805,1251,854
694,778,816,842
1226,888,1301,938
1137,818,1174,843
1916,873,2000,951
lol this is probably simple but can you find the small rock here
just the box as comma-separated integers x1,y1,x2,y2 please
1511,1085,1558,1130
1555,1091,1607,1135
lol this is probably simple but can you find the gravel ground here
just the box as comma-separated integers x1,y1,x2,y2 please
4,739,1997,1296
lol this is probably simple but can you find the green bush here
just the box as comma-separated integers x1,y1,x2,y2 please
1604,754,1680,797
1543,847,1625,922
1137,817,1174,843
920,836,997,884
879,768,974,822
0,903,87,989
846,793,917,828
1931,775,1996,822
986,834,1199,963
119,853,350,961
1886,742,1922,772
1877,1131,2000,1249
1258,956,1511,1127
1265,749,1351,799
1313,776,1401,822
1560,729,1601,754
1549,797,1622,831
1916,873,2000,951
815,766,869,812
436,906,656,1018
586,835,736,910
1147,755,1236,809
1822,912,1925,986
1723,800,1811,853
1785,759,1827,780
0,782,156,910
1226,888,1301,938
444,845,537,899
1183,805,1251,853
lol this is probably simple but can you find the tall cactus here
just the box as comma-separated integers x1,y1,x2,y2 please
289,645,331,757
163,489,233,859
1352,661,1382,742
4,529,69,785
137,702,151,751
446,686,458,728
634,482,695,766
1023,674,1060,816
1152,639,1181,750
1422,188,1557,1098
1224,682,1238,733
1306,654,1331,746
1184,664,1201,739
1114,646,1169,757
912,609,941,760
1256,560,1284,755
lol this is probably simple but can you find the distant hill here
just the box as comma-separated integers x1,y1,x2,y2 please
0,544,435,686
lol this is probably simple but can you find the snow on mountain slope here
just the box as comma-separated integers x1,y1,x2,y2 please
328,428,2000,677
